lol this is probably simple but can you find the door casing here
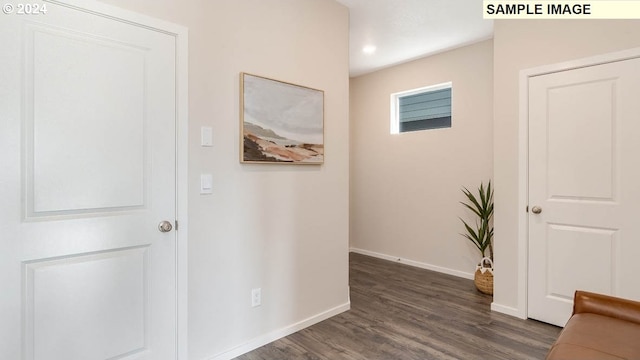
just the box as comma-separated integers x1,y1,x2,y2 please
43,0,189,357
512,46,640,320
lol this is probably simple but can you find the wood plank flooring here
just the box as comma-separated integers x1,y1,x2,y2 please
237,253,561,359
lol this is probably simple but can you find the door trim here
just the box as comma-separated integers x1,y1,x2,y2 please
516,47,640,320
43,1,189,358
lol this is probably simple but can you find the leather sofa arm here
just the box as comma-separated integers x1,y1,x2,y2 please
573,290,640,325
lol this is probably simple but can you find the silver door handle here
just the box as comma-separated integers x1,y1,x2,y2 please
158,220,173,232
531,206,542,214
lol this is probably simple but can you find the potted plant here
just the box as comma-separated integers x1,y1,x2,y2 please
460,181,494,295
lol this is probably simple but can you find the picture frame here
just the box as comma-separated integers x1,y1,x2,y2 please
240,73,324,164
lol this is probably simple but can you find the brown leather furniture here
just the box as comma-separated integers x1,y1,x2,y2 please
546,290,640,359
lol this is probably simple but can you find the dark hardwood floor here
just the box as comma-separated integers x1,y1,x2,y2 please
237,253,561,360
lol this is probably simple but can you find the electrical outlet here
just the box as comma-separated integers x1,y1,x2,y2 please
251,288,261,307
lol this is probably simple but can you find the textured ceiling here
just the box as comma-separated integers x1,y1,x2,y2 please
335,0,494,77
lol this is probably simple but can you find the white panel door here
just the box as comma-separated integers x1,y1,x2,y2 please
0,2,177,359
528,57,640,327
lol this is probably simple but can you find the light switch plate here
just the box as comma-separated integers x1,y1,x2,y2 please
200,174,213,194
201,127,213,147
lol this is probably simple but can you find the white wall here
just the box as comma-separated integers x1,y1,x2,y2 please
493,20,640,315
350,40,494,277
97,0,350,358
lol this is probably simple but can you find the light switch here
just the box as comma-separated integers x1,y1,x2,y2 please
200,174,213,194
201,127,213,147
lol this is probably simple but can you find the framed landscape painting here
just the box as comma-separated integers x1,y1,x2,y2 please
240,73,324,164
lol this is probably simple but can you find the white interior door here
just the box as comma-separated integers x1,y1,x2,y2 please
528,57,640,327
0,2,178,359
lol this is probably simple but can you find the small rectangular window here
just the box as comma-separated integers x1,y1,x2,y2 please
390,82,452,134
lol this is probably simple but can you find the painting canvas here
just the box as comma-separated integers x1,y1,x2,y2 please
240,73,324,164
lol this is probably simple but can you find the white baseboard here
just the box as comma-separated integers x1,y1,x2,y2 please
350,247,474,280
208,301,351,360
491,302,526,319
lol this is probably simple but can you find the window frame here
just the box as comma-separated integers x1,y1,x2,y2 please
390,81,453,134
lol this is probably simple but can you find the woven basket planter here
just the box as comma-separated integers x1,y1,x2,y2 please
474,257,494,295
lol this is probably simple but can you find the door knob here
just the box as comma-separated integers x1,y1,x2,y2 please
158,220,173,233
531,206,542,214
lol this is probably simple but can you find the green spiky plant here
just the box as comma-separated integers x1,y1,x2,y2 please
460,181,494,265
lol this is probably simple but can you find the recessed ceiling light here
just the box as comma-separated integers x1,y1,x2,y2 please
362,45,376,54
